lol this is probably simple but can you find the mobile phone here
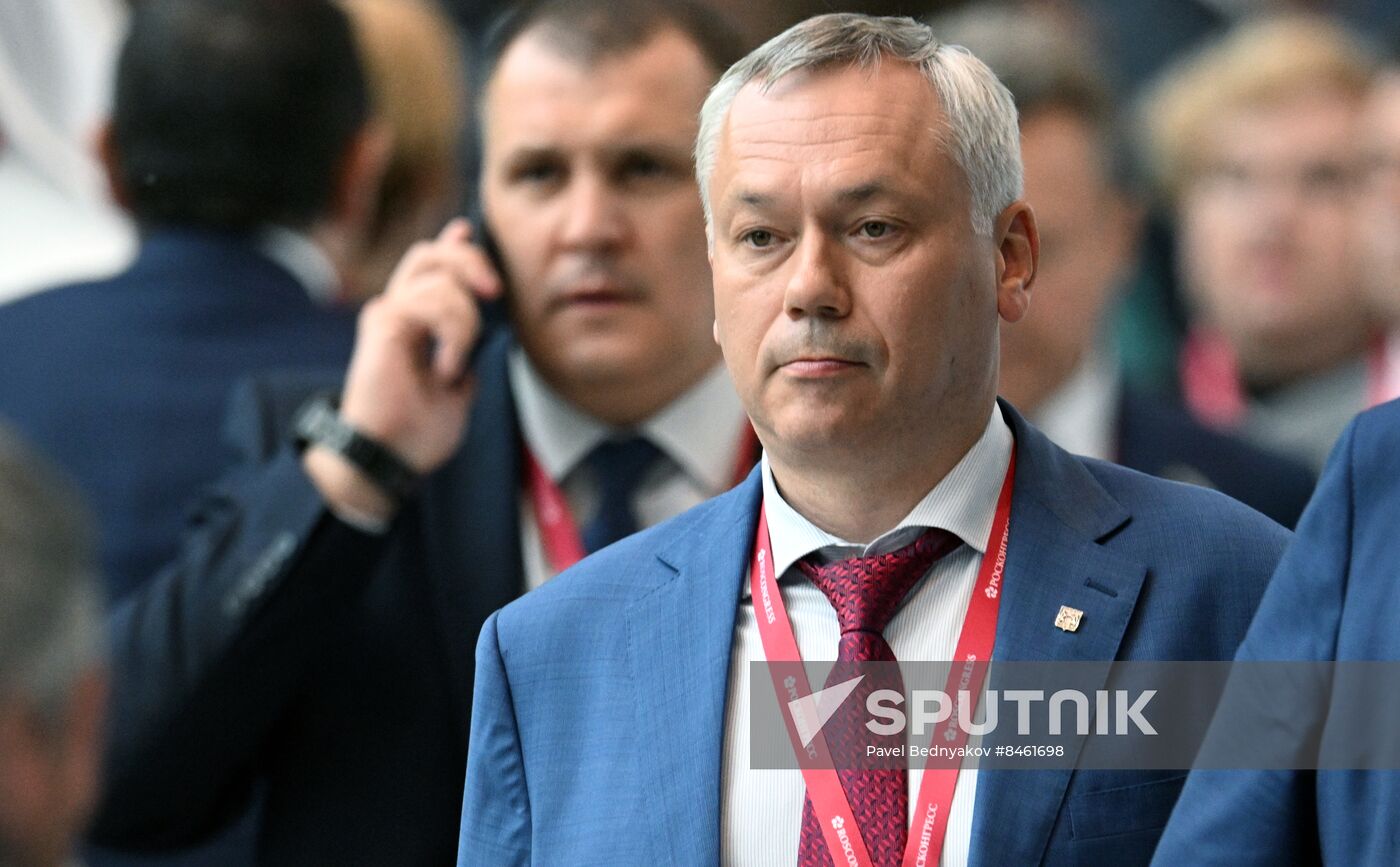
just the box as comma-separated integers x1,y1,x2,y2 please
470,213,510,337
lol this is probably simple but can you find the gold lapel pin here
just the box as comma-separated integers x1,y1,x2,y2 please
1054,605,1084,633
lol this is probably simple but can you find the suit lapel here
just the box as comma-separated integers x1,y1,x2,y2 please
624,473,761,863
970,402,1148,867
418,329,524,728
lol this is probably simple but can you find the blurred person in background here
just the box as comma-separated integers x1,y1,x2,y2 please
0,425,106,867
88,1,750,863
0,0,382,608
1359,51,1400,401
1142,15,1381,472
0,0,134,303
939,5,1315,528
339,0,469,303
0,3,385,861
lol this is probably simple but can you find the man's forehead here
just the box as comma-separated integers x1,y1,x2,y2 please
722,63,942,154
484,29,712,147
715,64,948,196
1203,94,1361,163
487,28,712,112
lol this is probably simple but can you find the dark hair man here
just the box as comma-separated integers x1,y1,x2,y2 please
0,0,380,607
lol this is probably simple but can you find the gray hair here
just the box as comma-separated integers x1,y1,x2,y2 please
695,13,1022,237
0,425,102,727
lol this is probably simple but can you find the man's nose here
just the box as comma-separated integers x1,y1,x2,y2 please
784,232,852,320
559,174,629,252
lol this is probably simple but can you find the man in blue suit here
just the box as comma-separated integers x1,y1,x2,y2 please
0,3,380,864
1150,404,1400,864
0,0,378,605
459,14,1290,866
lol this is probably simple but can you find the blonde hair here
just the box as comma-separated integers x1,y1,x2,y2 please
1141,14,1375,203
340,0,467,255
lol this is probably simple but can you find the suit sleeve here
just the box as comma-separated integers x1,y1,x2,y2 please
1151,417,1359,866
458,611,532,867
88,384,391,850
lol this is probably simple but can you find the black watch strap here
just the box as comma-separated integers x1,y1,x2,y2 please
293,393,419,502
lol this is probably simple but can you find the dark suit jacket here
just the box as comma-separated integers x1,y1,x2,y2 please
1117,386,1315,528
0,228,358,603
460,402,1290,866
90,328,526,865
1153,399,1400,866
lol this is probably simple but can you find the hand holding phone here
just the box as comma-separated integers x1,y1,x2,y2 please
304,218,504,521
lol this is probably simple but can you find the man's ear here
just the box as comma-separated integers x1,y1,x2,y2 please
330,120,394,236
994,200,1038,324
95,120,132,213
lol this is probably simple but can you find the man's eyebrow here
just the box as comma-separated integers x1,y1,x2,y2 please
727,181,901,211
598,140,694,161
501,145,561,163
835,181,892,204
732,190,774,209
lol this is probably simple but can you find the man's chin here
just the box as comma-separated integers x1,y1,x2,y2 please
763,412,868,457
542,343,659,387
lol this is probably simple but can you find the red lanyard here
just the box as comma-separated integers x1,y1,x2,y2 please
750,451,1016,867
526,425,761,573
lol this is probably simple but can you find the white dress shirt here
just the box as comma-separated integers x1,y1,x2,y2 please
1030,347,1119,463
257,226,342,306
721,404,1013,867
509,349,749,591
1379,330,1400,406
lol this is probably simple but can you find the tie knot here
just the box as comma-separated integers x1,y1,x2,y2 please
797,528,959,635
586,436,662,494
580,436,664,554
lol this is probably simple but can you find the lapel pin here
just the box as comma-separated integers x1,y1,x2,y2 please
1054,605,1084,633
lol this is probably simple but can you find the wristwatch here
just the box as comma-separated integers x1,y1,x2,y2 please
293,393,419,503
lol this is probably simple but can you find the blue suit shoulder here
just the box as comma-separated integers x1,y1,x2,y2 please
1347,397,1400,473
1078,455,1291,657
0,275,111,346
1085,453,1289,544
1084,454,1290,576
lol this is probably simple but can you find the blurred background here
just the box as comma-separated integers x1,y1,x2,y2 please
1,0,1398,863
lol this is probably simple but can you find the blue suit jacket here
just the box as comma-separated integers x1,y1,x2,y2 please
1153,399,1400,866
0,228,357,603
458,402,1290,866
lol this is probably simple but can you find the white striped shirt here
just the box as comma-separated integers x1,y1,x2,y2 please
721,404,1013,867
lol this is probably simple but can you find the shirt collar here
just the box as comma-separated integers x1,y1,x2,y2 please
508,347,746,492
256,225,340,306
1030,345,1120,463
639,361,749,492
753,403,1013,595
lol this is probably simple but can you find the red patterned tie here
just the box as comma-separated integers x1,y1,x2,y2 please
795,529,961,867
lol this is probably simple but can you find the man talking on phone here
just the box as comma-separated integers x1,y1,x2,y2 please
89,1,749,864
